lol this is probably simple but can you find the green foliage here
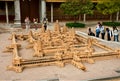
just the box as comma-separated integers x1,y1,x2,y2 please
102,22,120,27
60,1,80,16
60,0,94,16
97,0,120,2
96,0,120,15
66,22,85,28
80,0,94,15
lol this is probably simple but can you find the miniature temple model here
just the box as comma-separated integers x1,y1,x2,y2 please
3,20,120,72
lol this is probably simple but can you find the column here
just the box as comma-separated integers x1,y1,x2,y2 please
51,2,53,23
41,0,46,22
14,0,21,25
5,2,9,24
39,0,41,22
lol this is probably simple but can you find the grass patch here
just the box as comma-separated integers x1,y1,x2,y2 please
102,22,120,27
66,22,85,28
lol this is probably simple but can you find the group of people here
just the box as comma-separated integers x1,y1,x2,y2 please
88,22,119,42
24,17,48,32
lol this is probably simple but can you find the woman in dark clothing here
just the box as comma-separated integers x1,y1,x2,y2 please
44,23,47,30
106,28,112,41
43,17,48,30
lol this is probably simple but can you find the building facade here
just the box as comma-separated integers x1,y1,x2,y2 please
0,0,117,24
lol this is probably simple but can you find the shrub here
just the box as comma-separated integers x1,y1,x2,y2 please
66,22,85,28
102,22,120,27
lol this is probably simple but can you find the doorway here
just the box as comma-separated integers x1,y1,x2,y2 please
20,0,39,23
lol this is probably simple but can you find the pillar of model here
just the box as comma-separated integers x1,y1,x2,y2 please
14,0,21,25
41,0,46,22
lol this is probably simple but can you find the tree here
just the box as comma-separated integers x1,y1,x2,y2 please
60,0,94,22
60,0,80,22
78,0,94,22
96,0,120,21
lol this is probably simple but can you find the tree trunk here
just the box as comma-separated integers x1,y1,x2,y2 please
79,14,81,21
83,14,86,22
74,15,77,23
110,14,112,21
116,11,119,21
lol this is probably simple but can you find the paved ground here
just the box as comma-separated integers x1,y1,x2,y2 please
0,21,120,81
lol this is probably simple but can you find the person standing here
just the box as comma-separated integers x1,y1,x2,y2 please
33,18,38,30
99,24,105,39
96,26,100,37
113,26,119,42
96,22,101,37
43,17,48,31
25,17,30,32
106,28,112,41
